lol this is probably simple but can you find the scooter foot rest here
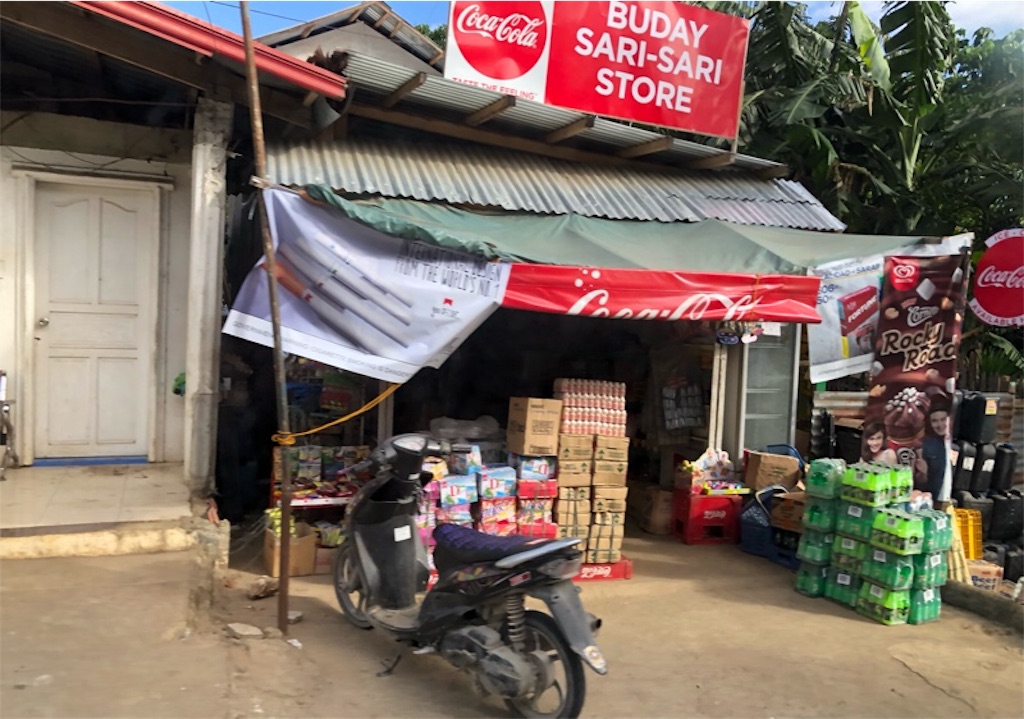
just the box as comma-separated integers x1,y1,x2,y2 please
368,605,420,631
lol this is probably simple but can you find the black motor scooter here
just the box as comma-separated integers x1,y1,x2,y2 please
333,434,606,718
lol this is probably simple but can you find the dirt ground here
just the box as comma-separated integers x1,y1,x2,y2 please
2,531,1022,719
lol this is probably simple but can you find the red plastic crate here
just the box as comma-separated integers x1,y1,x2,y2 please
574,557,633,581
673,491,740,545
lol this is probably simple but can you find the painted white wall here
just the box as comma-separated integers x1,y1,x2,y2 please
0,113,194,463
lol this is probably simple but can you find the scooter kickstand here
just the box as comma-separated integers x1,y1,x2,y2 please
376,652,404,677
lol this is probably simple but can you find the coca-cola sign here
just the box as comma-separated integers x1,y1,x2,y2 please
969,228,1024,327
500,264,823,324
452,2,548,80
445,1,750,139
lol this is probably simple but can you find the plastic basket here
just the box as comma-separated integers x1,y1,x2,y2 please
955,508,984,560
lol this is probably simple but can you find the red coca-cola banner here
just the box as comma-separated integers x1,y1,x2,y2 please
501,264,822,323
445,1,750,139
969,228,1024,327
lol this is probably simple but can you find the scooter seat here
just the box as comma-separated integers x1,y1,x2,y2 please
433,523,571,567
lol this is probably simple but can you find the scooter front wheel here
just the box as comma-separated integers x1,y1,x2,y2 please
505,611,586,719
333,542,372,630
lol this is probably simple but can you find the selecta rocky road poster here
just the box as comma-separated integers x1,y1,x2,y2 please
862,255,967,502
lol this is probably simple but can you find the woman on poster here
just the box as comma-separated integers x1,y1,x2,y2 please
860,422,898,465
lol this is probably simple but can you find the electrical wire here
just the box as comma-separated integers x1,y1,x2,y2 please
208,0,310,25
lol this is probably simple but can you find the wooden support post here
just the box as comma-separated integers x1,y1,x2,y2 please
464,95,516,127
545,115,595,144
616,135,674,159
382,72,426,108
184,96,233,497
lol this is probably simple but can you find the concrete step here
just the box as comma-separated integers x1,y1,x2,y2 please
0,517,219,560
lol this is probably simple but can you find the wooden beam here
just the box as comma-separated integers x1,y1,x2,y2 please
349,101,689,173
0,2,310,127
381,72,425,108
465,95,516,127
428,50,445,65
616,135,674,159
683,152,737,170
545,115,595,144
755,164,791,180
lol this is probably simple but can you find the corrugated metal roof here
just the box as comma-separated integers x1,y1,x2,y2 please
342,52,784,173
267,137,846,231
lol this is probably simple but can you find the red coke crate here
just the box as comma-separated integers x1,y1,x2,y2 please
673,491,741,545
574,557,633,582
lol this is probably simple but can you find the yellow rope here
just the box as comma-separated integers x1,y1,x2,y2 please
272,382,400,446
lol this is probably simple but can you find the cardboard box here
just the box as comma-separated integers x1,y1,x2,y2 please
593,486,628,513
968,560,1004,592
507,397,563,456
477,466,517,499
508,454,557,480
588,523,624,540
744,451,801,490
559,486,591,501
559,435,594,461
557,473,592,488
594,436,630,462
592,459,628,486
555,499,591,517
585,548,623,564
588,535,624,551
441,475,479,506
517,479,558,499
559,460,592,476
314,545,339,575
636,486,674,535
557,524,591,540
263,523,317,578
592,511,626,526
770,491,807,533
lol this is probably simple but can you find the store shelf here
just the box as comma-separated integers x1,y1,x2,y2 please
277,496,353,508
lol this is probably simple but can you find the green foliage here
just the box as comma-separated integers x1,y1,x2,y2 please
414,23,448,51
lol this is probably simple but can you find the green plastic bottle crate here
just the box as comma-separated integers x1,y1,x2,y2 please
841,463,892,507
871,509,924,555
831,551,862,576
909,587,942,625
807,459,846,499
797,530,835,564
917,509,954,553
887,465,913,504
833,534,870,561
836,501,880,540
803,497,838,532
912,552,948,589
824,567,862,608
860,548,914,591
795,561,830,598
857,581,910,626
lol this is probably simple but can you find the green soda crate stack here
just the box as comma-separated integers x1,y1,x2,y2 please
806,459,846,499
841,463,892,507
912,551,948,589
916,509,954,553
909,587,942,624
803,497,838,532
796,562,830,598
831,550,862,576
857,581,910,625
824,567,862,607
871,509,924,556
797,530,835,564
833,535,871,562
887,465,913,504
860,548,914,591
835,501,882,540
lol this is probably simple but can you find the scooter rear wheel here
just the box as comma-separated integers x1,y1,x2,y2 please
333,543,372,630
505,611,586,719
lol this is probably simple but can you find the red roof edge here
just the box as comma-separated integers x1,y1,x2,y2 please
70,0,346,100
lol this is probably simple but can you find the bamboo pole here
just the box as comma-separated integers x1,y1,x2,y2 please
239,1,294,635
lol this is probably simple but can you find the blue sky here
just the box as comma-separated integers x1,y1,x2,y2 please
166,1,1022,39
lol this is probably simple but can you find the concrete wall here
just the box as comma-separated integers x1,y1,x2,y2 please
0,112,194,462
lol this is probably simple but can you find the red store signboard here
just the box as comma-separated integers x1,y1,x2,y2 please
445,0,751,139
968,228,1024,327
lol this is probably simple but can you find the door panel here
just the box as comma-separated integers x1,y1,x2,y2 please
34,182,156,458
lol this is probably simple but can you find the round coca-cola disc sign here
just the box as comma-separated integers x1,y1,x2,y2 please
451,1,548,80
969,228,1024,326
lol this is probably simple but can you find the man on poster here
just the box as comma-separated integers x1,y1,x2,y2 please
917,396,952,500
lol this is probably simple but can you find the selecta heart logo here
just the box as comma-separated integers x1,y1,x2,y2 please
890,259,918,291
452,1,548,80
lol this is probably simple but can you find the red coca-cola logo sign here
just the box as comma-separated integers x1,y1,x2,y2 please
890,258,919,291
452,1,547,80
969,228,1024,327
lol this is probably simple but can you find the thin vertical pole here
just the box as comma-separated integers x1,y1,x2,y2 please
239,0,293,635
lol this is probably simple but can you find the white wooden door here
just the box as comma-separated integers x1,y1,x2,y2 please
33,182,157,458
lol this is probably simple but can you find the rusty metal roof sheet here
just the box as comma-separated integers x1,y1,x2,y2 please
267,136,846,231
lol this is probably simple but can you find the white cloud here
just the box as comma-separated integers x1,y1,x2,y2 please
804,0,1023,37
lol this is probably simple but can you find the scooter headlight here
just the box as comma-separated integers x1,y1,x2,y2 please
538,556,582,580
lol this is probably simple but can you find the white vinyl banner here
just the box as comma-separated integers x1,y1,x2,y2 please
807,236,971,384
224,189,511,383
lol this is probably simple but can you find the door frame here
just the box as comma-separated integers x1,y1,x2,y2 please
12,170,170,465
